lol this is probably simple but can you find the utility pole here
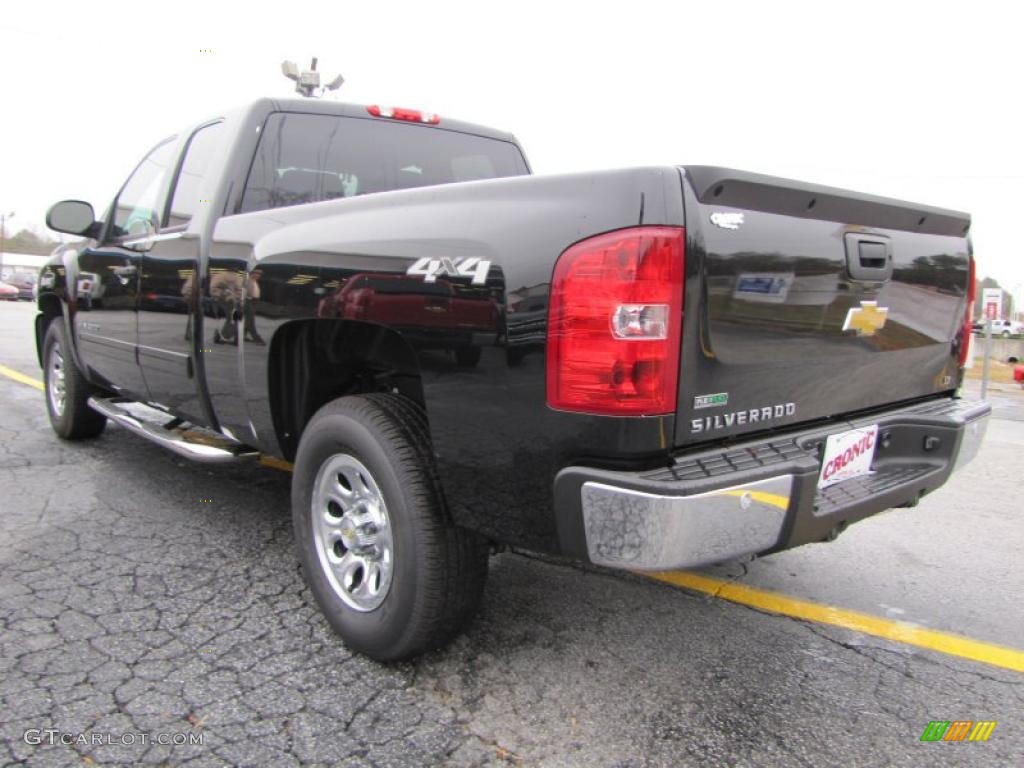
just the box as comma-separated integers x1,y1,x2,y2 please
0,211,14,278
981,316,992,400
979,286,1003,400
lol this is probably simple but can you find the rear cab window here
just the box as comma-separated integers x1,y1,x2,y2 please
167,121,225,229
238,113,528,214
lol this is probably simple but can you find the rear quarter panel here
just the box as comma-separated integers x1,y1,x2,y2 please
214,167,685,551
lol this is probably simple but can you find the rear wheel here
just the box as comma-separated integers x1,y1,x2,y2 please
292,394,489,661
42,320,106,440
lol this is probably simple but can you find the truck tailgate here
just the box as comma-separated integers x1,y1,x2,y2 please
676,166,971,447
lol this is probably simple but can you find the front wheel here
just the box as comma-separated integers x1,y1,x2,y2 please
291,394,489,661
42,320,106,440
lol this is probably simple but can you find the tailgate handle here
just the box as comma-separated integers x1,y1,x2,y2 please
844,233,893,282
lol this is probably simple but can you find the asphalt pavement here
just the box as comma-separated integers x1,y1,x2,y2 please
0,299,1021,767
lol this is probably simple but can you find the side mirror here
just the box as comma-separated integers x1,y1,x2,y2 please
46,200,100,237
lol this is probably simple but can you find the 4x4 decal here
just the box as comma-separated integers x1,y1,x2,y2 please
406,256,491,285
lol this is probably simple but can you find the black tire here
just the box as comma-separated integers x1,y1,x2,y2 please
42,320,106,440
291,393,488,661
454,346,481,368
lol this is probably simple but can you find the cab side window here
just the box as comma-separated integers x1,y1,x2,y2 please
110,139,176,238
167,122,224,229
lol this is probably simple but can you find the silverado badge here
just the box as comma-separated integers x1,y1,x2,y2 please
691,402,796,434
842,300,889,336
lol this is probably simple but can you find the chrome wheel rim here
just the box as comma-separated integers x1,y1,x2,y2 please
311,454,394,612
47,344,66,417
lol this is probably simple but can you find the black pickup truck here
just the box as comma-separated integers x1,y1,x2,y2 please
39,97,989,660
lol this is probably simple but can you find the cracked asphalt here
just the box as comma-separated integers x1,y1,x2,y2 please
1,300,1022,767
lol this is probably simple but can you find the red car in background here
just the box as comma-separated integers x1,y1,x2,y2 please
5,272,37,300
317,273,499,367
0,281,20,301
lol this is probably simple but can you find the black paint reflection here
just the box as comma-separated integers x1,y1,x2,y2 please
317,273,499,367
138,234,204,420
504,282,548,366
74,246,147,396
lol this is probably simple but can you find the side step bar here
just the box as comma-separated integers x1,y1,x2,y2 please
88,397,259,464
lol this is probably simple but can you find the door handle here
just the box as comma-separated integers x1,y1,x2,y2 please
844,233,893,282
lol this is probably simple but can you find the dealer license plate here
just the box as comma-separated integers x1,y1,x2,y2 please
817,424,879,489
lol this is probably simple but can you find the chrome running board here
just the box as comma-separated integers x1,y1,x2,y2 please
87,397,259,463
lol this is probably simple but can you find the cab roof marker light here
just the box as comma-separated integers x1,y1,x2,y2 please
367,105,440,124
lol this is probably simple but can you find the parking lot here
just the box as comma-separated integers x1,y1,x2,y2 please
1,298,1021,767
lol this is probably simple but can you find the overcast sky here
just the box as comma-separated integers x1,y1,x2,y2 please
1,0,1020,299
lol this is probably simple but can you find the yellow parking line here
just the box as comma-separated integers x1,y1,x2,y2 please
0,363,296,472
719,488,790,510
3,360,1021,672
0,364,44,391
258,455,294,472
649,570,1024,673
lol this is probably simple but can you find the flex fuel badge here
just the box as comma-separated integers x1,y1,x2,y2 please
694,393,728,410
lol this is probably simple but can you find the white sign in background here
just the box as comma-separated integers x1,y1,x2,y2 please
981,287,1003,320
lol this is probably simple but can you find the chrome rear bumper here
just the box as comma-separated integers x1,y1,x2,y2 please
555,397,991,570
581,475,793,570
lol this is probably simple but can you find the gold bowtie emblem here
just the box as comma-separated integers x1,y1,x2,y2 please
842,301,889,336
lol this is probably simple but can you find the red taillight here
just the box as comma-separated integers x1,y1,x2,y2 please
959,254,976,369
546,226,685,415
367,105,440,124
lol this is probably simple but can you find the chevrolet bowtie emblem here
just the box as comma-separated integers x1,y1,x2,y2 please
842,300,889,336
